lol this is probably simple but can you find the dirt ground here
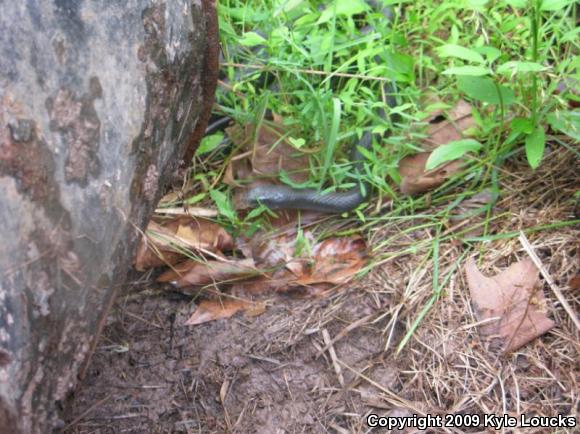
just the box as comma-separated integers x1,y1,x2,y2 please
61,150,579,433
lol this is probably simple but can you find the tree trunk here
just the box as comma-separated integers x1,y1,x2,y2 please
0,1,218,432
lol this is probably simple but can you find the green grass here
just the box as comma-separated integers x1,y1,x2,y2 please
209,0,577,225
192,0,580,239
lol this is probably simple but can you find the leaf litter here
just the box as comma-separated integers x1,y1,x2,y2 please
398,99,476,195
137,102,491,325
133,217,233,271
225,118,311,205
135,117,368,324
184,298,255,326
465,258,555,353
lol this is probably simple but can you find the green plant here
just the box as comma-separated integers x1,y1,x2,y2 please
436,0,578,169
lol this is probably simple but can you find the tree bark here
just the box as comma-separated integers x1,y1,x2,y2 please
0,1,218,432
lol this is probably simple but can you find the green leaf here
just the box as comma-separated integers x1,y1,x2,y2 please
474,46,502,63
503,0,527,7
497,61,547,74
210,190,237,222
321,98,342,185
279,170,313,189
547,110,580,141
317,0,369,24
274,0,305,15
525,127,546,170
540,0,574,11
239,31,267,47
465,0,489,10
270,26,289,45
561,27,580,43
457,76,516,105
384,51,415,83
196,133,224,156
426,139,482,170
245,204,268,221
308,34,333,64
219,6,270,23
183,192,206,205
376,0,413,5
442,66,491,76
288,137,305,149
511,117,534,134
437,44,485,64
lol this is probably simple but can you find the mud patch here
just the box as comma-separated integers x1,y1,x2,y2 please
62,281,398,433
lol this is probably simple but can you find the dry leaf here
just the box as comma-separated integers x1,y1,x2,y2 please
398,100,475,196
157,177,195,206
295,237,368,286
236,209,323,264
231,226,368,296
568,274,580,291
158,190,181,206
249,122,311,182
465,259,555,353
157,258,258,288
229,274,295,295
133,228,184,271
172,217,233,252
423,100,475,149
399,152,462,195
184,299,250,325
133,217,233,271
248,229,367,293
245,301,267,317
226,119,311,205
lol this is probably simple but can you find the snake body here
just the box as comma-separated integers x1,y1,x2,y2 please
244,84,398,213
245,131,374,213
246,178,367,213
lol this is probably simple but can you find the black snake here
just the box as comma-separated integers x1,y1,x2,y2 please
212,4,399,213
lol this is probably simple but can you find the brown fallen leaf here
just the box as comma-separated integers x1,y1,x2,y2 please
569,274,580,291
231,275,294,295
237,227,368,294
423,99,475,149
235,207,325,265
157,258,259,288
245,300,267,317
295,236,368,286
465,258,555,353
172,217,233,252
399,152,462,195
398,100,475,195
133,217,234,271
227,120,311,182
185,298,251,325
157,176,192,204
226,118,314,209
134,231,184,272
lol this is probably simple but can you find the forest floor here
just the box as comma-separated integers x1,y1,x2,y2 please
61,148,578,433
